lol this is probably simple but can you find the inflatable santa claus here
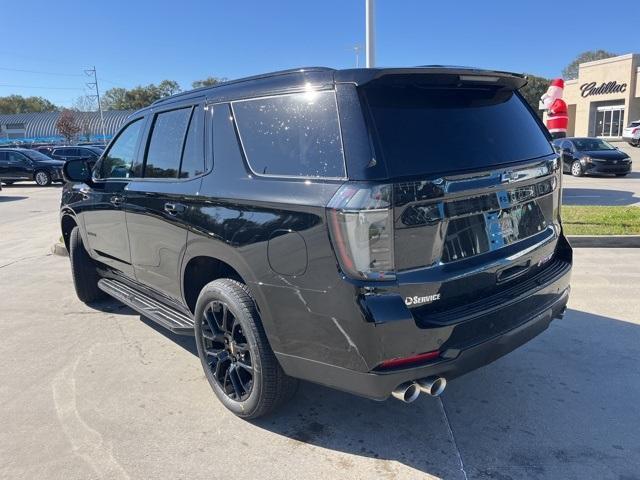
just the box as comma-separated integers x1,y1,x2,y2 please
540,78,568,139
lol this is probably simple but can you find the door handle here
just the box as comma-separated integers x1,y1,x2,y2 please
164,202,186,215
110,195,123,206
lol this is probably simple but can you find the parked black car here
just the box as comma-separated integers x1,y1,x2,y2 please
36,145,104,162
60,67,572,419
553,137,632,177
0,148,65,186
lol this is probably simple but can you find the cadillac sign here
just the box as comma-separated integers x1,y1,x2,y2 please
580,81,627,98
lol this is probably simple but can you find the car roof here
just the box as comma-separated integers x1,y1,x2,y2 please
140,66,527,116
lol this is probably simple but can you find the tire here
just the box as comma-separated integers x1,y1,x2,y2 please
34,170,52,186
570,160,584,177
69,227,105,303
194,279,298,419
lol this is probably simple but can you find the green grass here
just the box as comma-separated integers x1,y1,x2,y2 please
562,206,640,235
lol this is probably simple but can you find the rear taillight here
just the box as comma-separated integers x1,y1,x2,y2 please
327,183,395,281
633,127,640,134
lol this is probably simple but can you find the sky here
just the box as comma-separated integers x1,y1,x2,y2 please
0,0,636,107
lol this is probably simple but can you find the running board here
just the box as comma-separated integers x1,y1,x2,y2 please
98,278,195,335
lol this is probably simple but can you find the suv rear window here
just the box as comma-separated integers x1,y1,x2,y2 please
362,84,553,178
232,91,345,178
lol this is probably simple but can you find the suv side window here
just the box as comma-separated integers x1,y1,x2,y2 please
232,90,345,178
179,105,205,178
144,107,192,178
96,119,144,179
8,151,29,163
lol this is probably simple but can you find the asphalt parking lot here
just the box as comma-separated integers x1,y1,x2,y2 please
562,142,640,206
1,185,640,480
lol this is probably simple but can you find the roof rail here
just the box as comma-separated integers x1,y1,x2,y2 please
151,67,335,106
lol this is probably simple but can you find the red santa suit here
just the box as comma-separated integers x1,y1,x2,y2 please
541,78,569,139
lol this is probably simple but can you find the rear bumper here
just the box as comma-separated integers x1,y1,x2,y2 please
276,255,571,400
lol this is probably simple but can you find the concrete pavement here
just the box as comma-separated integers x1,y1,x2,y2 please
1,185,639,480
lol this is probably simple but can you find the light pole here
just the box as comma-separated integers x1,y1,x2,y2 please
365,0,375,68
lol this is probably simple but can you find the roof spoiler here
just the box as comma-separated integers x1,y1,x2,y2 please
334,67,528,90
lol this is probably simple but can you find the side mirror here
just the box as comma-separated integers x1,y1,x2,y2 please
62,158,94,184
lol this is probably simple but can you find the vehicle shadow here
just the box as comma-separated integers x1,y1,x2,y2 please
580,171,640,180
105,303,640,477
1,182,63,188
562,187,639,206
243,309,640,479
0,195,28,202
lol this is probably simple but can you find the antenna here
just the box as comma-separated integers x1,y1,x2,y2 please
84,66,107,143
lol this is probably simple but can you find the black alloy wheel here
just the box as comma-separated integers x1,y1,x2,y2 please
194,279,298,419
200,300,254,401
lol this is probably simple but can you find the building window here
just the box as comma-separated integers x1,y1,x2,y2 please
5,123,25,130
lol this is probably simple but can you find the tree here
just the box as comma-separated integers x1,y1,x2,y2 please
56,109,81,143
101,80,182,110
0,95,58,114
192,76,226,89
562,50,618,80
73,95,96,112
520,74,551,119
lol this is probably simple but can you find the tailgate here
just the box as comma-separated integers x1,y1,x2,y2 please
393,157,563,314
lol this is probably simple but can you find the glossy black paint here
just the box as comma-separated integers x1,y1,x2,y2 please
554,138,632,175
61,66,572,400
0,148,64,182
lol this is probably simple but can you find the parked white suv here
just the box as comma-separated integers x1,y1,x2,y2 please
623,120,640,147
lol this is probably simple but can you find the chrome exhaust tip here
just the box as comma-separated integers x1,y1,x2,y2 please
416,376,447,397
391,381,420,403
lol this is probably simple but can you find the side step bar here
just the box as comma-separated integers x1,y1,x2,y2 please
98,278,195,335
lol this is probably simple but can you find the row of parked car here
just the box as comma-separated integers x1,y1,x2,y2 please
0,144,104,187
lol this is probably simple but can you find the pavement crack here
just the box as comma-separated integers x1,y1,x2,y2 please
0,253,52,269
438,397,468,480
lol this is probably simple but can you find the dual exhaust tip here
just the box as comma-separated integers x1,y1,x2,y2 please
392,376,447,403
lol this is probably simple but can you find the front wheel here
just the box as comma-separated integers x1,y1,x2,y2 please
194,279,298,419
34,170,52,186
571,161,584,177
69,227,105,303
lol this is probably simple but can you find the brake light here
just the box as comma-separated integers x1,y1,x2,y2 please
633,127,640,134
327,183,395,281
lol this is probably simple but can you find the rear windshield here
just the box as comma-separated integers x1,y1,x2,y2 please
362,84,553,178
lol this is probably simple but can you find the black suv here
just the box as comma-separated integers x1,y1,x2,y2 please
0,148,65,186
37,145,104,162
60,67,572,418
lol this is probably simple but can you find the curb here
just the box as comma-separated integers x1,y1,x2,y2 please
51,242,68,257
568,235,640,248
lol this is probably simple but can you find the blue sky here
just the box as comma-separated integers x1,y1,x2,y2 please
0,0,636,107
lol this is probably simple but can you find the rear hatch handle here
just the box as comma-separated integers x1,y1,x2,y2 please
497,260,531,285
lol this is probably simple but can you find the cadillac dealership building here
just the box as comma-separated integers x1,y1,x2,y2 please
560,53,640,139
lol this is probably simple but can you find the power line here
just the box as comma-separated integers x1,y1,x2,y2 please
0,83,84,90
0,66,84,77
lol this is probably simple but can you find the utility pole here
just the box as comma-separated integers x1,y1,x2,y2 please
365,0,375,68
84,66,107,143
